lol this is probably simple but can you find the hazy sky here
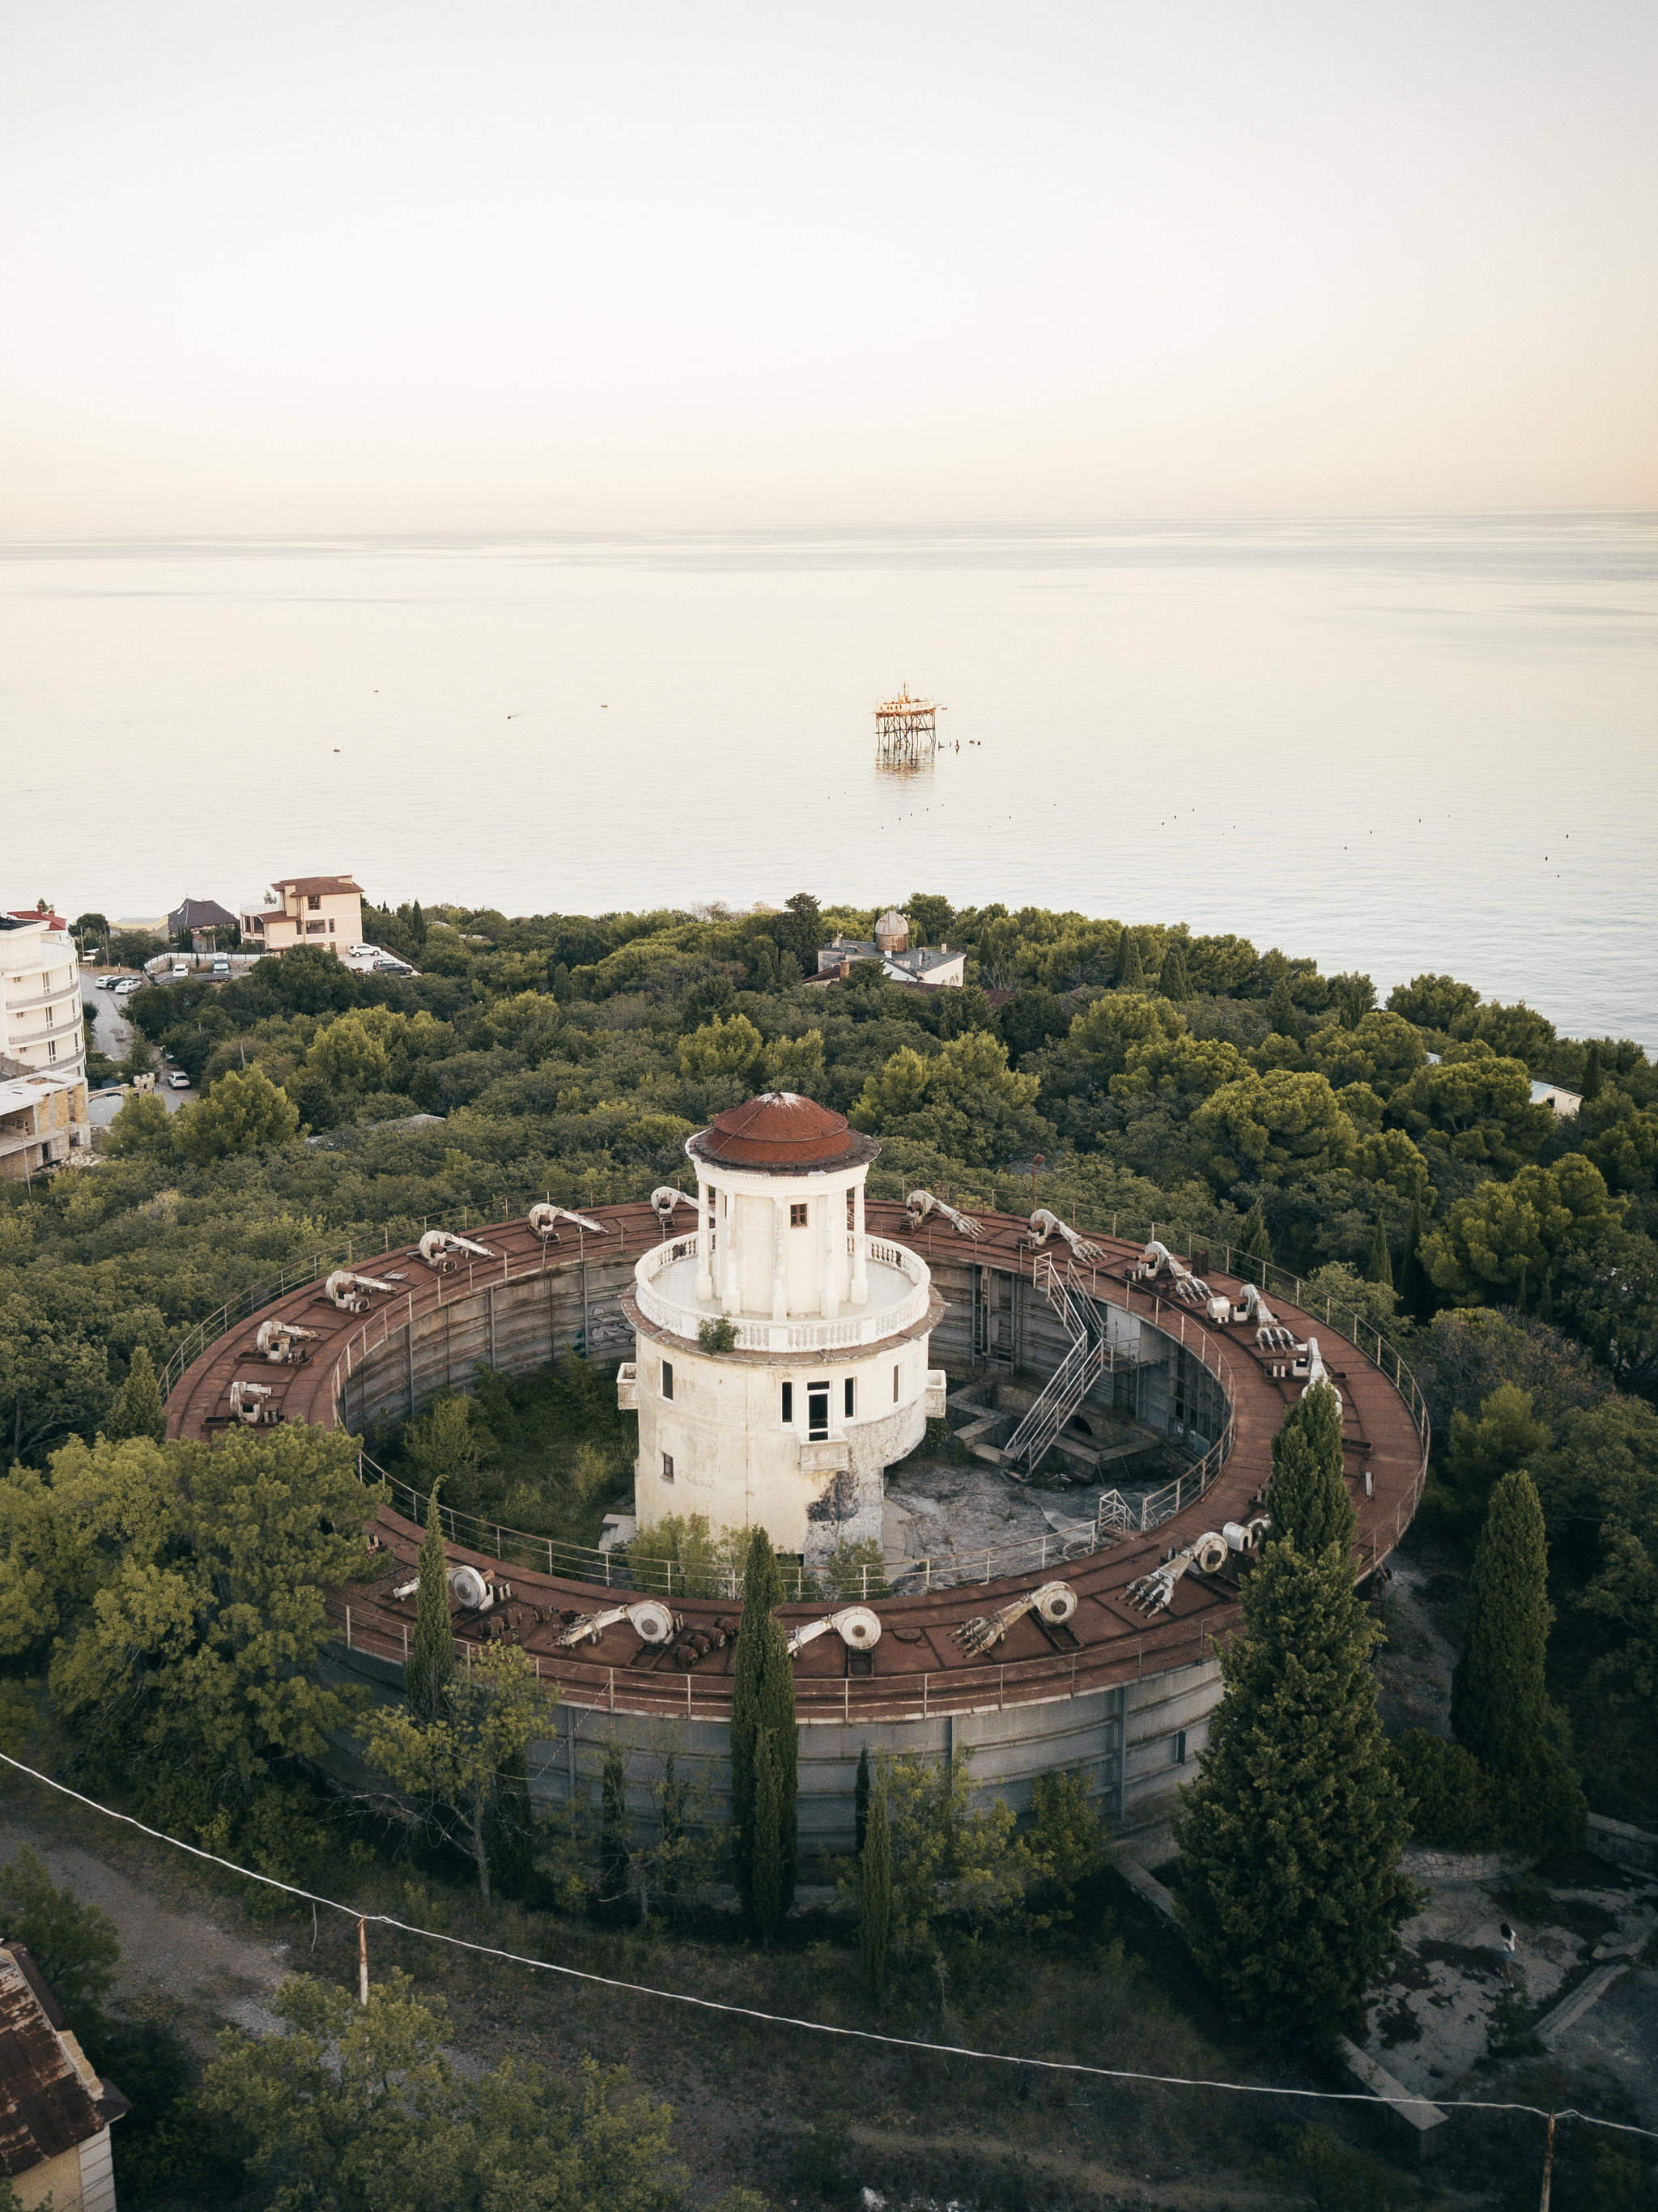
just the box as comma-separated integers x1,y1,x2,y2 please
3,2,1654,531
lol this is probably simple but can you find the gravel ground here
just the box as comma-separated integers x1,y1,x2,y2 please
0,1806,294,2049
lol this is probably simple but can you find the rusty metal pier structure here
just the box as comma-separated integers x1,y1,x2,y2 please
874,683,940,766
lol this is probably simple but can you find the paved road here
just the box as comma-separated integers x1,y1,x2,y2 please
83,976,193,1120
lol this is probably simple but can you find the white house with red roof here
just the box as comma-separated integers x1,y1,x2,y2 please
240,874,364,957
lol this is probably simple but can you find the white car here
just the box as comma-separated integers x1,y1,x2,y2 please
170,963,189,981
113,978,142,995
346,943,385,961
168,1070,190,1090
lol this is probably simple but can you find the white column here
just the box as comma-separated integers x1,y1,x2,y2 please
852,1179,869,1306
772,1197,788,1321
721,1187,741,1315
821,1192,839,1320
695,1179,713,1304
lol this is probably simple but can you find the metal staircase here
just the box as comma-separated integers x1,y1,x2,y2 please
1000,1257,1112,1482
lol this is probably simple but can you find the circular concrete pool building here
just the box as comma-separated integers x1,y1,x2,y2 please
164,1095,1429,1855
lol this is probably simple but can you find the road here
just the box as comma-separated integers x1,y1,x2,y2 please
82,976,193,1121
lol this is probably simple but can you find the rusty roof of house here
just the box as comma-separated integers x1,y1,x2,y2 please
270,876,362,897
687,1092,879,1173
0,1947,107,2180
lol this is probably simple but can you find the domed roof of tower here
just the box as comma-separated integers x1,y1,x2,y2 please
874,908,908,951
689,1092,879,1173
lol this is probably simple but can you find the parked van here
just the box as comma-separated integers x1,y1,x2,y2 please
211,957,230,976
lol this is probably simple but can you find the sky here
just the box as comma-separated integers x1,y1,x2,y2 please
2,2,1655,533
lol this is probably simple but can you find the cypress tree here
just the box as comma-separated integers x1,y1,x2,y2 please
597,1740,631,1921
1451,1471,1552,1773
1117,930,1145,990
1537,1270,1554,1324
1268,977,1299,1039
406,1483,456,1724
1397,1200,1433,1322
1238,1200,1273,1287
730,1527,798,1927
854,1743,871,1857
1266,1384,1355,1559
750,1727,785,1942
1171,1532,1415,2038
859,1765,891,1999
1158,940,1193,1001
1581,1044,1602,1101
488,1746,537,1901
104,1346,167,1443
1365,1217,1394,1290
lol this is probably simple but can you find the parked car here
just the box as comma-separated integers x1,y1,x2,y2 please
211,956,230,976
98,974,121,989
375,958,416,975
346,943,385,962
113,978,141,995
168,1070,190,1090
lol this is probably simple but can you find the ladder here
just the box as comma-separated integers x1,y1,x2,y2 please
1001,1256,1112,1481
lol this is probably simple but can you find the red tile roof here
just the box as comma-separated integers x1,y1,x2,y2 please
271,876,362,896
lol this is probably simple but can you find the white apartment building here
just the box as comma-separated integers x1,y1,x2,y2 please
0,913,85,1083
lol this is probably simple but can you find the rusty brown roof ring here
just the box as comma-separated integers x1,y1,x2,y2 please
690,1092,880,1172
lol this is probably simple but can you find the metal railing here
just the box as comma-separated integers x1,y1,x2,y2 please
159,1193,636,1402
631,1231,930,1355
326,1585,1233,1725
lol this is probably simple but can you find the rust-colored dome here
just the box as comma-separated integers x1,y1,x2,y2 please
688,1092,879,1174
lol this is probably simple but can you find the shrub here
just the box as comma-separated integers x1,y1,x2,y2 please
696,1314,738,1355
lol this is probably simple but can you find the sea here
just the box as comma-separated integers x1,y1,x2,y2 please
4,515,1654,1049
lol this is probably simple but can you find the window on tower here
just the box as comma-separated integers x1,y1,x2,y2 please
661,1451,675,1483
781,1381,793,1424
844,1376,856,1419
661,1360,674,1401
790,1202,808,1227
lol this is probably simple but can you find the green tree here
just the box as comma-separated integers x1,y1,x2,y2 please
1192,1069,1356,1187
778,891,823,969
1157,940,1193,1001
764,1028,826,1095
858,1763,891,1997
41,1428,374,1797
853,1742,871,1857
1421,1155,1623,1305
488,1744,537,1901
1265,1384,1354,1558
172,1067,300,1163
1267,976,1299,1038
103,1089,173,1158
1434,1385,1549,1540
1024,1767,1103,1918
1398,1199,1434,1321
729,1526,797,1928
0,1846,120,2027
907,891,954,945
404,1394,487,1489
1387,972,1481,1032
1581,1042,1603,1100
1327,971,1376,1028
1171,1531,1415,2039
1390,1040,1552,1172
406,1483,456,1725
1116,929,1146,990
750,1725,788,1942
201,1974,692,2210
1365,1216,1394,1289
1237,1198,1273,1284
1451,1471,1551,1772
879,1746,1025,1958
361,1643,548,1905
1303,1010,1426,1099
104,1345,166,1444
678,1011,765,1086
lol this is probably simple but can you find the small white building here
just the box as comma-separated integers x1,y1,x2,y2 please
621,1093,946,1561
814,909,967,989
1530,1078,1583,1119
0,1942,127,2211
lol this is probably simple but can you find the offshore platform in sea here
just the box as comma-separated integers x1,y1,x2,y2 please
873,682,942,766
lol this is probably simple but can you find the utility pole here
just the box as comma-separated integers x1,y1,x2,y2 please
1537,2110,1554,2211
357,1916,369,2006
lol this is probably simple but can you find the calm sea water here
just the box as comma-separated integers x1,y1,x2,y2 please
4,517,1654,1048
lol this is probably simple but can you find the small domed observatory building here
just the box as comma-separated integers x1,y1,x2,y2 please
623,1094,946,1561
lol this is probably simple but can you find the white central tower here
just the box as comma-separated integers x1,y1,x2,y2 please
621,1093,945,1560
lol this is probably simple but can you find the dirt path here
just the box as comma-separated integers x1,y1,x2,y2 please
0,1805,295,2047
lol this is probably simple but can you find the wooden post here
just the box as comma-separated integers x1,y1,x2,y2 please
1539,2111,1554,2212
